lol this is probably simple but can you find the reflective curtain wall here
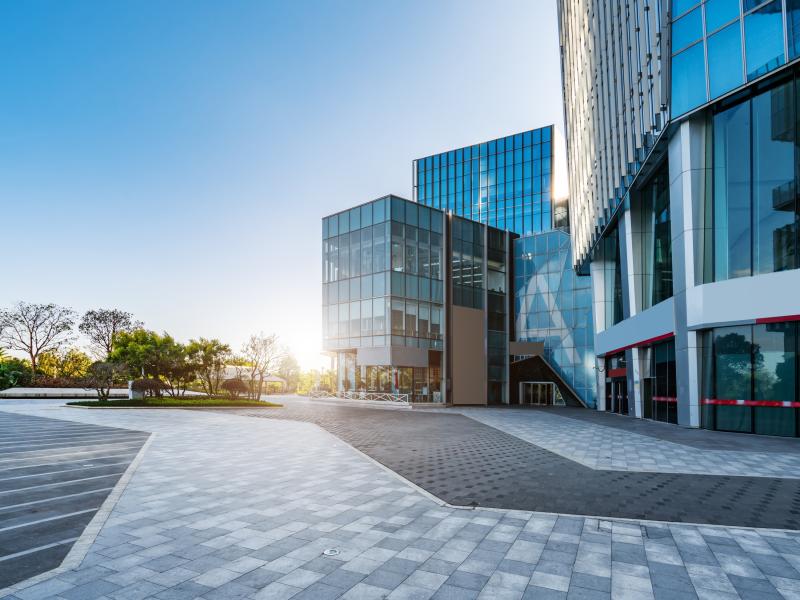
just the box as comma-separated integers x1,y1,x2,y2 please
701,321,799,436
414,127,553,236
671,0,800,117
596,224,624,328
706,76,799,282
641,339,678,424
322,196,445,352
514,231,596,407
636,162,673,310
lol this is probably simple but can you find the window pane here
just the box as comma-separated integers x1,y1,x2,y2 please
672,7,703,52
744,1,785,80
671,43,707,116
752,83,797,274
753,323,797,436
672,0,699,16
707,22,743,98
713,326,753,432
788,0,800,60
706,0,740,32
713,101,752,280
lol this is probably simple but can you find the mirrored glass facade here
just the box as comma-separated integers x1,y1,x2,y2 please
701,321,799,436
322,196,445,402
513,230,596,407
413,127,554,236
671,0,799,118
704,76,799,282
322,195,445,352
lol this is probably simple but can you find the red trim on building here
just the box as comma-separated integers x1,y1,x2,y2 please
607,368,627,378
652,396,677,403
702,398,800,408
755,314,800,324
601,332,675,357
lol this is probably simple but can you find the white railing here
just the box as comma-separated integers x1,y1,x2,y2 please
342,391,410,404
307,390,410,404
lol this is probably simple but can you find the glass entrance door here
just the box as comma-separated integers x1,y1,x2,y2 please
610,378,629,415
520,382,554,406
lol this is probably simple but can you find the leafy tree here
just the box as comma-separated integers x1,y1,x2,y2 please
277,353,300,392
86,361,127,402
38,347,92,379
110,329,182,383
185,338,230,396
0,302,76,381
241,333,283,399
221,377,248,398
79,309,143,359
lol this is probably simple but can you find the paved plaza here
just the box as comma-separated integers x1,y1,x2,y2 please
0,398,797,600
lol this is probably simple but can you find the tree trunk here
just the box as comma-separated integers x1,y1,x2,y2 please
29,353,36,382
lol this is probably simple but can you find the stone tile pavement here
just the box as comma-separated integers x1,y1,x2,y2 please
444,407,800,479
0,400,798,600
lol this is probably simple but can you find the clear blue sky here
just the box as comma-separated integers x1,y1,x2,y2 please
0,1,563,368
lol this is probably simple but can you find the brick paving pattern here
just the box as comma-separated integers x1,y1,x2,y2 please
0,399,796,600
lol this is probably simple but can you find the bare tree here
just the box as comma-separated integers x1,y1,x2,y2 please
79,309,143,359
241,333,284,399
0,302,76,380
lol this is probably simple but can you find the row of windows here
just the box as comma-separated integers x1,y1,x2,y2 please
322,273,446,306
325,336,444,351
323,196,443,239
414,127,552,171
671,0,800,117
322,299,444,341
417,152,552,187
417,171,553,199
322,223,444,283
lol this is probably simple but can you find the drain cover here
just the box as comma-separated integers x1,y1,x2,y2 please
323,548,340,557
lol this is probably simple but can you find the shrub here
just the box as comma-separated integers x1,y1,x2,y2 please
131,378,167,397
86,361,127,402
221,378,248,398
0,358,32,390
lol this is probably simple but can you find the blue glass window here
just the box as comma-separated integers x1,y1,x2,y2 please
671,42,707,116
672,0,700,17
744,1,785,80
788,0,800,60
706,0,740,32
707,22,743,98
673,8,703,52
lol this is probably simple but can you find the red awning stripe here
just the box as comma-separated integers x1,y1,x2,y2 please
652,396,677,403
702,398,800,408
607,368,627,378
601,332,675,357
755,314,800,324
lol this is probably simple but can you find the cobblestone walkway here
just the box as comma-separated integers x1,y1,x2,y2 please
230,401,800,530
444,407,800,479
0,401,798,600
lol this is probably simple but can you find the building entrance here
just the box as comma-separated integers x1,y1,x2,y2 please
607,377,629,415
519,381,555,406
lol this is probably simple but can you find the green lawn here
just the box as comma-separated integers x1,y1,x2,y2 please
67,396,282,408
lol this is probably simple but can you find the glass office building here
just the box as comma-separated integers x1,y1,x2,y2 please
322,195,512,404
322,195,445,402
559,0,800,435
412,126,567,236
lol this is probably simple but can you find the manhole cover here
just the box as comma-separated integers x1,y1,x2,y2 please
323,548,340,557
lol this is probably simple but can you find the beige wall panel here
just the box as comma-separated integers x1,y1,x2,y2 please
451,306,486,405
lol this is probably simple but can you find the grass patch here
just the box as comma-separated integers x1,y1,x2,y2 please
67,396,282,408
